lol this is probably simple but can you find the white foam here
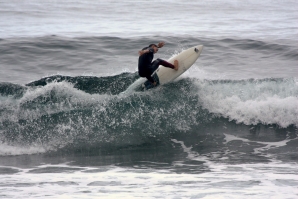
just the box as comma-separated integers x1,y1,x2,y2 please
169,139,298,198
196,79,298,127
2,147,298,199
21,81,109,105
171,139,210,163
1,139,297,197
11,81,111,120
0,142,49,156
0,81,116,156
223,133,298,155
223,133,251,144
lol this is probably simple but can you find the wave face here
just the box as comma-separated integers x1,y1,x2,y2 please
0,74,297,155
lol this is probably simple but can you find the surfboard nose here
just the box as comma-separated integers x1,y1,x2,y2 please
194,45,203,53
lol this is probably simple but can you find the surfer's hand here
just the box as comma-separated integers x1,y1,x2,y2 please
153,81,157,86
157,42,165,48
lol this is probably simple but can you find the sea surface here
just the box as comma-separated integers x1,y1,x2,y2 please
0,0,298,198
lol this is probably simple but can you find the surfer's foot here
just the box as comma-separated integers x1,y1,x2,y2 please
174,60,179,71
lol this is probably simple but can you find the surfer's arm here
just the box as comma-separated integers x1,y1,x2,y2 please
138,49,149,56
138,48,154,56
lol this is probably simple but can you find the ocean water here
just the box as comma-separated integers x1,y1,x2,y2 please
0,0,298,198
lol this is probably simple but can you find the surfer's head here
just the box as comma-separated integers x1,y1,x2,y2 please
149,44,159,53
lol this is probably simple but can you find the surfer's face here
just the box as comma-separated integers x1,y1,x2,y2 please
152,46,158,53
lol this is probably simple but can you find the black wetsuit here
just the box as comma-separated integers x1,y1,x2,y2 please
138,46,174,83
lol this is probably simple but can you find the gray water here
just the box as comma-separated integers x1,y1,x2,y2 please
0,0,298,198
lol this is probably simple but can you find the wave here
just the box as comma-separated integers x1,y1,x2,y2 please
0,73,297,156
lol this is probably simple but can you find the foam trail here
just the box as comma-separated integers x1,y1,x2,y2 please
171,139,211,164
223,133,298,155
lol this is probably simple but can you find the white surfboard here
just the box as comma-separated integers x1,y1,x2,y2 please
126,45,203,92
153,44,203,85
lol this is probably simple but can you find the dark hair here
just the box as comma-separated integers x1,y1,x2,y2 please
149,44,158,48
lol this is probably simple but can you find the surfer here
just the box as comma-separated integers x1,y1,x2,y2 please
138,42,179,86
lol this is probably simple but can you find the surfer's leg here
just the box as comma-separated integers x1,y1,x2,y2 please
151,59,162,71
145,73,155,84
155,59,179,71
139,70,155,84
